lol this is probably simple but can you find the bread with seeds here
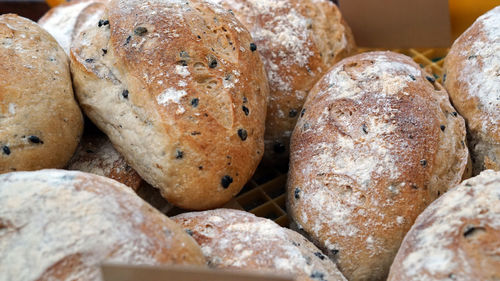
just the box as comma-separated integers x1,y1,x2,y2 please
173,209,347,281
287,52,469,281
211,0,355,163
0,169,206,281
388,170,500,280
0,14,83,174
444,6,500,175
70,0,268,210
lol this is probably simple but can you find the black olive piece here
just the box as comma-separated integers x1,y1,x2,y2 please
463,226,485,237
102,48,108,55
2,146,10,155
310,271,325,280
411,184,419,189
191,98,199,107
179,60,188,66
242,105,249,116
237,129,248,141
292,241,300,246
197,35,201,39
409,74,416,81
249,42,257,52
124,35,132,45
98,19,109,27
176,150,183,159
221,175,233,189
420,159,427,167
451,112,458,117
134,26,148,36
426,76,436,83
314,252,326,260
85,58,94,63
362,123,368,134
122,90,129,99
208,57,217,68
331,249,339,256
28,136,43,144
191,131,201,135
273,142,286,154
198,166,203,170
185,229,193,236
289,109,298,118
440,125,446,132
468,55,477,60
301,108,306,117
243,97,248,103
294,188,300,199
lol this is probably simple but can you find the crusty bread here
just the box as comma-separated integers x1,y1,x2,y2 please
212,0,355,163
287,52,469,281
388,170,500,280
70,0,268,210
0,169,206,281
0,14,83,174
38,0,106,54
444,6,500,175
66,128,142,191
173,209,347,281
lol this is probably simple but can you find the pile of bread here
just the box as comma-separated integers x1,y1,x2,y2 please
0,0,498,280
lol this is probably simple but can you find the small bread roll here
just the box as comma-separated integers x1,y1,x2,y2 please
444,6,500,175
38,0,107,54
0,169,206,281
388,170,500,280
212,0,355,163
0,14,83,174
173,209,347,281
70,0,269,210
287,52,469,281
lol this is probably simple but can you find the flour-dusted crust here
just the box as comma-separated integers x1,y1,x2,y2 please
38,0,107,54
210,0,355,162
70,0,269,210
0,169,206,281
0,14,83,174
388,170,500,280
287,52,469,281
444,6,500,175
173,209,347,281
67,130,142,191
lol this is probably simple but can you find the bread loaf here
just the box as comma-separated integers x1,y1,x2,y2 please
70,0,269,210
173,209,347,281
388,170,500,280
0,169,206,281
444,6,500,175
212,0,355,163
287,52,469,281
0,14,83,174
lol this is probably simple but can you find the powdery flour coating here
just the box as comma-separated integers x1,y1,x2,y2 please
444,6,500,175
209,0,355,163
173,209,347,281
287,52,469,281
388,170,500,280
38,0,108,54
0,14,83,173
70,0,269,209
0,170,206,281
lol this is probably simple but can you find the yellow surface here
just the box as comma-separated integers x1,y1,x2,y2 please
449,0,499,39
45,0,66,7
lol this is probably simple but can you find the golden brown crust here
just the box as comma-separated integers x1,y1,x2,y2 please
211,0,356,163
0,14,83,174
444,6,500,175
0,169,206,281
173,209,347,281
287,52,469,281
70,0,268,210
388,170,500,281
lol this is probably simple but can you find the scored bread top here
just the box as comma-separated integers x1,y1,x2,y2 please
388,170,500,280
287,51,468,281
70,0,268,209
173,209,347,281
0,169,205,281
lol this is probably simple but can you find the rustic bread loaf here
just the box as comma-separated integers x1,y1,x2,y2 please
444,6,500,175
0,169,206,281
66,128,142,191
287,52,469,281
0,14,83,174
38,0,106,54
388,170,500,280
173,209,347,281
70,0,269,210
212,0,355,163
